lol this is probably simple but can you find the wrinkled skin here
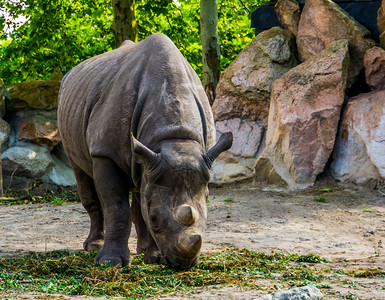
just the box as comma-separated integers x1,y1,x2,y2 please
58,33,232,269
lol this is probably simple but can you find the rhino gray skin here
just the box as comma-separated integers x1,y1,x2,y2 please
58,33,233,270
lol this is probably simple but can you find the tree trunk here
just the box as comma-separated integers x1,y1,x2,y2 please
200,0,220,106
112,0,138,46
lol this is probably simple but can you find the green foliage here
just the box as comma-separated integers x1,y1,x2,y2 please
0,0,115,84
223,197,234,202
0,0,269,85
315,196,328,203
0,183,80,205
0,249,330,297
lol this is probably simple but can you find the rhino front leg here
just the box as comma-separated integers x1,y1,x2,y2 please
131,192,150,254
70,160,104,251
92,157,131,267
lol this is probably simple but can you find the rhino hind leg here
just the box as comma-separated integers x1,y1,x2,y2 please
70,161,104,251
92,157,132,267
131,192,150,254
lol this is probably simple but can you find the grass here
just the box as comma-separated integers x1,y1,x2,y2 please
0,249,335,298
0,183,80,206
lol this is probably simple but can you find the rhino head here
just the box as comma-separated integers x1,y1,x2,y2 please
131,132,233,269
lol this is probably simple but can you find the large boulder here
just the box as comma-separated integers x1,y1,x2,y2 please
7,109,60,148
5,80,60,110
274,0,301,36
331,90,385,183
254,40,350,190
2,141,76,187
364,46,385,91
297,0,376,88
2,142,54,178
378,0,385,49
211,27,297,184
212,27,297,123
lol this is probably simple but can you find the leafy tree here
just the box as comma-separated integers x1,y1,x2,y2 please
0,0,268,85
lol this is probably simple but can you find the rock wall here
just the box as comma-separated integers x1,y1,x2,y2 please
212,0,385,189
0,71,76,189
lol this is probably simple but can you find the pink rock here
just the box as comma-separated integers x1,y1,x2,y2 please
331,90,385,183
254,40,350,190
10,110,60,148
364,46,385,91
297,0,375,88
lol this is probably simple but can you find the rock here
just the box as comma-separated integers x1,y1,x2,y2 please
5,80,60,110
364,46,385,91
49,67,64,81
378,0,385,49
212,27,297,123
263,285,323,300
7,109,60,148
211,118,265,184
254,40,350,190
331,90,385,183
2,142,53,178
297,0,376,88
0,117,11,152
274,0,301,36
45,155,76,187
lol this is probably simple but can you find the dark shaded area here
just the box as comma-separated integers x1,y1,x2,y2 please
251,0,381,42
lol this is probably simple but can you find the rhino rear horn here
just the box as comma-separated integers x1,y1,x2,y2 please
131,133,159,166
204,132,233,168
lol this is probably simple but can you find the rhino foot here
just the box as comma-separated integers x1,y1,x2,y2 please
95,246,130,267
83,239,104,251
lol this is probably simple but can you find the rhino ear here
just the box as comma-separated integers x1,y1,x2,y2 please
130,133,159,166
204,132,233,168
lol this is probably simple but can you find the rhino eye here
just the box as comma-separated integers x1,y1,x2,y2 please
150,214,162,233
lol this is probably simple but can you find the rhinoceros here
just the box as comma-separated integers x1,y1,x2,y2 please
58,33,233,270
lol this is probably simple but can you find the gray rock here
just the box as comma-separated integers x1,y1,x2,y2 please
211,118,265,184
45,155,76,187
263,285,323,300
2,142,53,178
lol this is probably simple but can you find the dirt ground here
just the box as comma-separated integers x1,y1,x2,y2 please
0,180,384,299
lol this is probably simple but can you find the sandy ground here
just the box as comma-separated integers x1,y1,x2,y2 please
0,180,384,299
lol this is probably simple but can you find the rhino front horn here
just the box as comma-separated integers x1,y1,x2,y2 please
204,132,233,167
176,205,199,226
178,232,202,256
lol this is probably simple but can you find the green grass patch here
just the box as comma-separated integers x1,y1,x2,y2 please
0,185,80,206
223,198,234,203
315,196,328,203
0,249,333,297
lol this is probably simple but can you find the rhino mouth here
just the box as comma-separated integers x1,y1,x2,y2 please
164,249,200,270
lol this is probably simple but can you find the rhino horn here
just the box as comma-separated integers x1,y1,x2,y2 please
176,204,199,226
178,231,202,256
204,132,233,167
131,133,159,166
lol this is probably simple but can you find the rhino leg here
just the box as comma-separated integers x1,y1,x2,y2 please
70,161,104,251
92,157,132,267
131,192,150,254
143,236,167,265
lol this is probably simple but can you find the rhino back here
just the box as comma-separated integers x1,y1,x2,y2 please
58,33,215,177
